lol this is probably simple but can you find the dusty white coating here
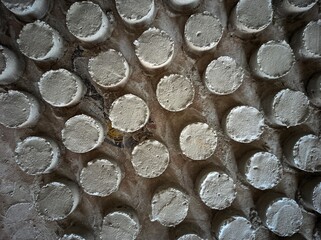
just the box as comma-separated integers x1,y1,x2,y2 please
0,90,40,128
4,203,35,226
134,28,175,70
88,50,130,89
204,56,245,95
156,74,195,112
250,40,295,79
216,216,255,240
299,178,321,214
115,0,155,27
36,181,80,221
285,134,321,172
184,12,223,52
177,234,203,240
80,158,122,197
1,0,49,20
66,1,111,43
293,135,321,172
131,139,169,178
60,234,86,240
10,224,56,240
39,69,86,107
101,210,140,240
224,106,265,143
264,198,303,237
302,21,321,58
14,136,60,175
234,0,273,33
281,0,318,14
109,94,150,133
270,89,310,127
197,171,236,210
0,45,23,85
18,20,64,61
307,73,321,107
4,202,58,240
242,152,283,190
1,1,320,239
253,227,273,240
151,187,189,227
179,122,218,160
167,0,200,12
61,114,105,153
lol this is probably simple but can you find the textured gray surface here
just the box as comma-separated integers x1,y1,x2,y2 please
0,0,321,239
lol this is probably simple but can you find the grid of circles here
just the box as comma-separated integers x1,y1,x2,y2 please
0,0,321,239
